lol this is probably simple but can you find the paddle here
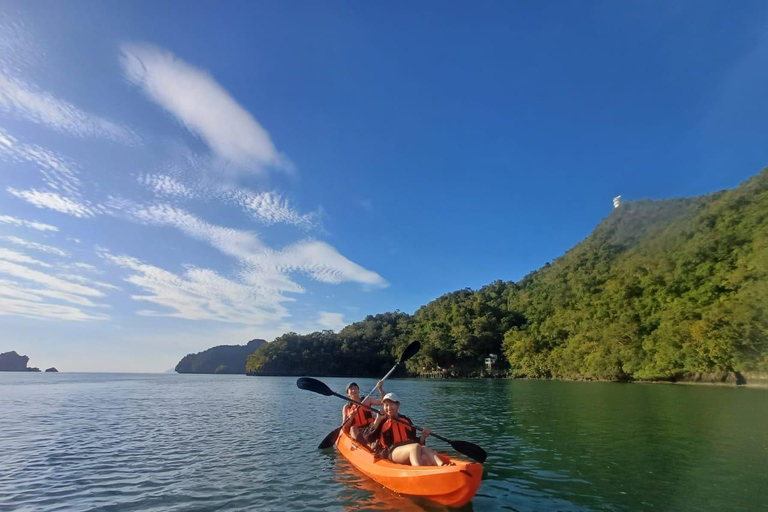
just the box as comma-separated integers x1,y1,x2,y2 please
297,376,488,463
317,341,421,449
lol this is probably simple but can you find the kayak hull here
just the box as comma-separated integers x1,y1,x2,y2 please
336,431,483,507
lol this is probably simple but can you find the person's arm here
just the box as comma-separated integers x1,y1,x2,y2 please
419,426,431,445
342,404,355,432
366,380,386,406
364,413,386,443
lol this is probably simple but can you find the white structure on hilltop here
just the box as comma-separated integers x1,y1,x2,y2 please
613,195,622,209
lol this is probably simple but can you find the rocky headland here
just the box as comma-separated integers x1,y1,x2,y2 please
0,351,41,372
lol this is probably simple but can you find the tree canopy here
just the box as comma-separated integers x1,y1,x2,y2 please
241,170,767,381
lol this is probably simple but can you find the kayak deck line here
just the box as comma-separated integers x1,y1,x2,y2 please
336,431,483,507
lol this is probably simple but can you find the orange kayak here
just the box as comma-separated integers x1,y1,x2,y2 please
336,431,483,507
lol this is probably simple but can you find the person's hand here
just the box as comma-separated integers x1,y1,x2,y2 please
377,380,384,390
421,428,431,438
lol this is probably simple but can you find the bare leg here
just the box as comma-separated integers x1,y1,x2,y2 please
389,444,422,466
424,446,446,466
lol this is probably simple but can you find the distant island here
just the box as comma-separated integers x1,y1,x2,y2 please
187,170,768,386
0,351,42,372
175,339,266,374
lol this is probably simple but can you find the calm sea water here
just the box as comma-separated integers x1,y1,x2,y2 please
1,373,766,512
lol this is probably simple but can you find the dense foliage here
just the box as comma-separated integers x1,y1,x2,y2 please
246,312,414,376
243,170,767,380
176,339,266,374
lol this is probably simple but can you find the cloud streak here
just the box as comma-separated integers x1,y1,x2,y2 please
121,43,289,172
0,74,138,143
0,235,68,256
0,214,58,232
101,251,288,326
0,242,111,321
7,187,97,217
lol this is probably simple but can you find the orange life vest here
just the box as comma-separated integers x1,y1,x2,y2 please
379,415,417,449
346,405,374,428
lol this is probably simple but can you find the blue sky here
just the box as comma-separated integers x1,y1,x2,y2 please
1,1,767,372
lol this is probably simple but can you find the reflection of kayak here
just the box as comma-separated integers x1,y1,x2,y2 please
337,431,483,507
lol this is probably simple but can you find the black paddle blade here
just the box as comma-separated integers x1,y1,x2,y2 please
399,340,421,364
296,377,333,396
449,440,487,464
318,426,342,450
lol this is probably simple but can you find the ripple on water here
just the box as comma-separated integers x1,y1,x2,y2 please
2,375,767,512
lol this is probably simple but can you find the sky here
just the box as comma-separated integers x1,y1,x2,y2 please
1,1,767,372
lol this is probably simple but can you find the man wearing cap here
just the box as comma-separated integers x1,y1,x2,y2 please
342,380,385,445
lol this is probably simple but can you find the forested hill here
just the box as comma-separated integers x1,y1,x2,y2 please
176,339,266,374
243,169,767,381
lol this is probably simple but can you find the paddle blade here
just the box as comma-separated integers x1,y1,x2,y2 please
399,340,421,364
296,377,334,396
318,427,342,449
449,440,488,464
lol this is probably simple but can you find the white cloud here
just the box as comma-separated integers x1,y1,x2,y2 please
276,240,388,287
0,129,81,196
121,43,289,172
229,188,321,230
0,247,51,267
0,248,111,321
0,295,106,321
1,235,68,256
139,173,194,198
101,203,386,325
0,73,137,143
120,203,386,288
7,187,97,217
126,203,267,258
136,167,321,230
101,251,288,325
0,260,103,297
0,214,58,232
316,311,347,332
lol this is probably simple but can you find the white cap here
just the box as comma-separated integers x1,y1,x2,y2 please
382,392,400,403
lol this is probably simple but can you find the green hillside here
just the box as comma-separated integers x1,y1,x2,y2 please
243,170,767,381
176,339,266,374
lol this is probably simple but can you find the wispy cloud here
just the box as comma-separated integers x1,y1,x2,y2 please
101,202,385,324
0,214,58,232
7,187,98,217
316,311,346,332
0,244,111,321
0,74,138,143
139,173,195,198
101,251,288,325
121,43,290,173
228,188,321,230
0,247,52,267
136,170,321,230
0,235,68,256
119,202,386,287
275,240,388,287
0,128,82,196
358,199,374,212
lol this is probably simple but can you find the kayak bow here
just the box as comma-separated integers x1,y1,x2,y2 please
336,431,483,507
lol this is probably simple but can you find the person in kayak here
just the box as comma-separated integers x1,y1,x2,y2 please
364,392,446,466
343,380,385,444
